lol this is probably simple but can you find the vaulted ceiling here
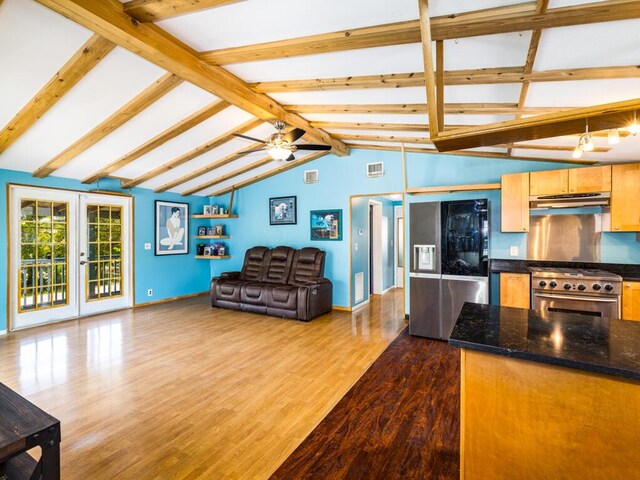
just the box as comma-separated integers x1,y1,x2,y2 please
1,0,639,196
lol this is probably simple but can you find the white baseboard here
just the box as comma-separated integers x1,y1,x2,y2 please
0,330,6,336
381,285,395,294
352,299,370,311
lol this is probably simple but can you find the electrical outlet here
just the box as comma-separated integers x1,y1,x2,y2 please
147,289,153,297
510,246,519,257
144,243,151,250
354,242,358,251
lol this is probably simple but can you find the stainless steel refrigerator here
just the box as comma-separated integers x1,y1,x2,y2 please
409,199,489,339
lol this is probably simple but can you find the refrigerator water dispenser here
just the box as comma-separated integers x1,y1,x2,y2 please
414,245,435,271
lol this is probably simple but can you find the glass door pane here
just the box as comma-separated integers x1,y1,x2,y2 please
86,205,123,301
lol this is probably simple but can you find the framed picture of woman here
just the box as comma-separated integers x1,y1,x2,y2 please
155,201,189,255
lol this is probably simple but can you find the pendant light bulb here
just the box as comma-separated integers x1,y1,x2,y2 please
583,133,594,152
572,143,584,159
630,111,640,136
607,129,620,145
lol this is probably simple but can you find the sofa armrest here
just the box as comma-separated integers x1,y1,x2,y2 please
296,278,333,321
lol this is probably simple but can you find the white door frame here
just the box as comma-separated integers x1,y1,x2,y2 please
394,205,404,288
8,185,133,331
369,200,383,295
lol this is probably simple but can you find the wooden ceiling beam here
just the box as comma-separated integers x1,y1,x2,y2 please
82,99,229,184
286,103,564,115
334,134,610,152
210,152,330,196
181,155,273,196
0,34,115,154
123,0,240,22
344,143,597,165
432,98,640,151
121,118,261,188
311,122,430,132
418,0,440,135
35,0,349,157
249,65,640,92
199,0,640,64
33,72,182,178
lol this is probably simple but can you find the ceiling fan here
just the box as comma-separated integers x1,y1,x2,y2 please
233,120,331,161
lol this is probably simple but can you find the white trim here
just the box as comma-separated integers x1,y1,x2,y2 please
0,330,6,336
394,205,404,288
352,298,370,311
381,285,395,294
368,200,383,295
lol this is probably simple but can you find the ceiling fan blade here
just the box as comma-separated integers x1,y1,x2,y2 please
233,133,266,143
282,128,306,144
285,153,296,161
295,144,331,151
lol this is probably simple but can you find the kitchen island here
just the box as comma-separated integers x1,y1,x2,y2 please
449,303,640,480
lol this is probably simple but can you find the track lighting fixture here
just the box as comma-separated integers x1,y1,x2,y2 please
583,120,594,152
607,129,620,145
629,111,640,136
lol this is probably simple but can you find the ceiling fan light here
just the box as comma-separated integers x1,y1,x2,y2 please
607,129,620,145
268,145,292,161
572,143,584,159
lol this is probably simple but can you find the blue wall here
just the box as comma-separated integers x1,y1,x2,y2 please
213,149,639,312
0,169,211,331
350,195,396,307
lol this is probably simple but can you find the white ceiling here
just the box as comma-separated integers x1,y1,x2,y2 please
1,0,639,197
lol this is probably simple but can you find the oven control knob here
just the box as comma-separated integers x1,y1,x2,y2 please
563,283,572,290
592,284,602,291
577,284,586,291
604,284,614,291
538,280,547,287
549,281,557,288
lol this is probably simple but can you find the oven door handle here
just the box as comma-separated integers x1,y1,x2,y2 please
533,293,618,303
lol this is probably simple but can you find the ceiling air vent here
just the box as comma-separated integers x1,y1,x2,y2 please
304,169,319,184
367,162,384,178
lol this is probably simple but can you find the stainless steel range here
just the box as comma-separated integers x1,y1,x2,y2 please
530,267,622,319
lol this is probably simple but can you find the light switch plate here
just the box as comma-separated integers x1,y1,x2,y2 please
510,246,519,257
144,243,152,250
354,243,358,251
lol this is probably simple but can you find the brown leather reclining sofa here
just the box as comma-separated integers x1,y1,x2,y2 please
210,246,333,321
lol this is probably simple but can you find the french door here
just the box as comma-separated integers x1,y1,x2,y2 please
9,186,133,330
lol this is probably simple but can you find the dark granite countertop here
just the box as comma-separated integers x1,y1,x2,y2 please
449,302,640,381
489,259,640,281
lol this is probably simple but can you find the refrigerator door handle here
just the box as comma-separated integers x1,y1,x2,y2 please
409,272,441,279
441,274,489,282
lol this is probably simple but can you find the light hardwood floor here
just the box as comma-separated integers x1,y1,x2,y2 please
0,289,405,479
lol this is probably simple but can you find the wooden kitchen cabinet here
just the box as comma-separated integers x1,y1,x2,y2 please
622,281,640,321
529,169,569,195
500,273,531,309
611,164,640,232
501,172,529,232
568,165,611,193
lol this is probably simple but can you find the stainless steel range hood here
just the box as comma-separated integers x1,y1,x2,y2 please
530,192,610,209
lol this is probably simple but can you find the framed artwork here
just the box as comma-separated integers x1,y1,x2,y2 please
206,227,214,236
155,200,189,255
269,196,297,225
213,224,224,236
310,209,342,241
203,205,212,215
197,226,206,236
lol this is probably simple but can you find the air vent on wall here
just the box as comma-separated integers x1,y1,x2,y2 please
367,162,384,178
304,169,319,184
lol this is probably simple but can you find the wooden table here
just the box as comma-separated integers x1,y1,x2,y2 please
0,383,60,480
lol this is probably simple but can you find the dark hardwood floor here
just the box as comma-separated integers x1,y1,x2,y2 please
270,329,461,480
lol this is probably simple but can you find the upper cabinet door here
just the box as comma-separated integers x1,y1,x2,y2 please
611,164,640,232
568,166,612,193
501,172,529,232
529,169,569,195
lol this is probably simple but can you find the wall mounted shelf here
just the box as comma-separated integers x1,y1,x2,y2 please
192,214,239,219
195,255,231,260
195,235,230,239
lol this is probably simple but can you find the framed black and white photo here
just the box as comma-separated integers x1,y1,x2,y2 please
310,209,342,241
269,196,297,225
155,201,189,255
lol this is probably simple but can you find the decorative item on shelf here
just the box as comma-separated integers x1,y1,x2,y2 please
310,209,342,241
269,195,297,225
207,226,214,236
218,245,226,256
203,245,212,256
155,200,189,255
213,224,224,236
197,244,205,256
212,205,219,215
203,205,212,215
197,226,206,236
